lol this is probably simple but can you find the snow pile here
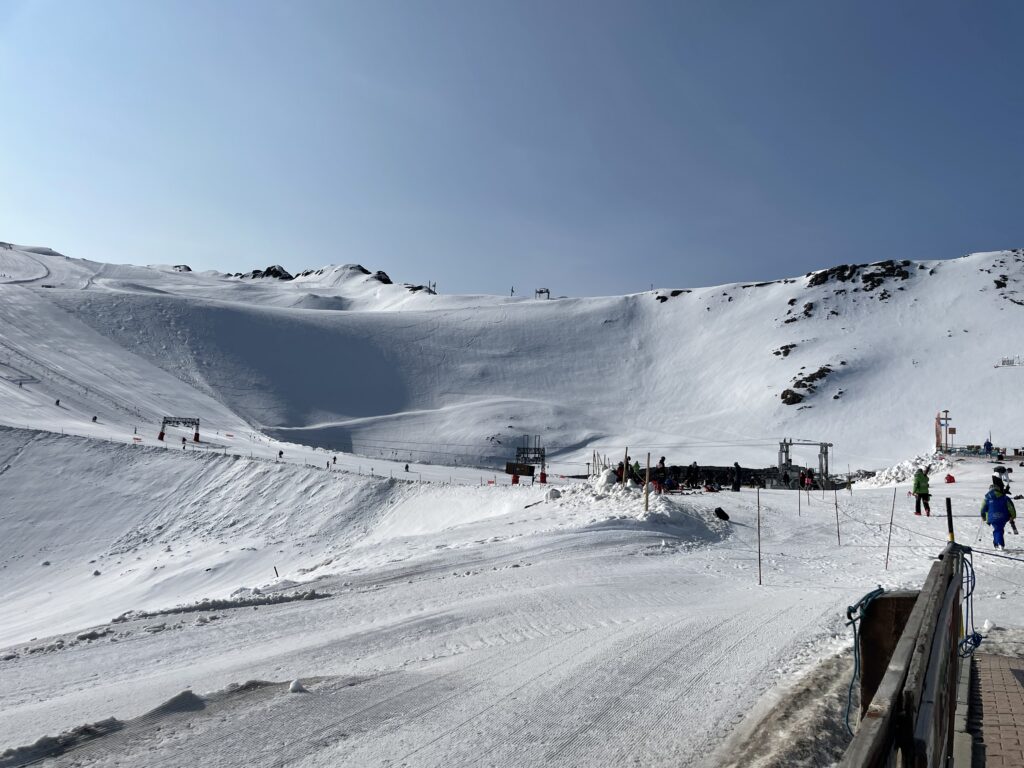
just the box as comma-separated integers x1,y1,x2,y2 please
858,453,954,487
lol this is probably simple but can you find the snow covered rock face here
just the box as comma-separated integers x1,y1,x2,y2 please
238,265,294,280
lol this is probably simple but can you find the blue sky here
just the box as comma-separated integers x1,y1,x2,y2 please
2,1,1022,296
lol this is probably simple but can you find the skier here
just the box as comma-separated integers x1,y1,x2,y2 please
781,471,791,489
984,439,993,457
912,467,931,516
805,468,815,490
332,456,336,466
731,462,741,492
980,474,1017,550
993,465,1012,493
55,398,60,407
798,470,806,489
993,466,1019,534
278,450,283,460
404,463,409,472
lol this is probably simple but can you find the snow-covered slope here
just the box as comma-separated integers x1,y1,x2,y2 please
2,240,1023,766
1,242,1022,470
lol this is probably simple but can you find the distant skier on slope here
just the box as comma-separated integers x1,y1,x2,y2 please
731,462,741,492
981,475,1017,550
912,467,931,517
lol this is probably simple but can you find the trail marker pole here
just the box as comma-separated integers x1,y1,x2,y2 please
834,488,841,547
644,452,651,513
885,486,897,570
798,484,801,517
848,464,853,495
757,487,762,586
946,497,955,542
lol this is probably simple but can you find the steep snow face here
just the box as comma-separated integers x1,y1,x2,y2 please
2,243,1024,469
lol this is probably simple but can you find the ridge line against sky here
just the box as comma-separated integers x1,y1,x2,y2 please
1,0,1023,297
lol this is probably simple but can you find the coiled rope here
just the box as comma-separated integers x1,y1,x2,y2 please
844,585,885,736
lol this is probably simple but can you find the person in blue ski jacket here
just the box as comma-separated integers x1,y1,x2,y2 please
981,475,1017,550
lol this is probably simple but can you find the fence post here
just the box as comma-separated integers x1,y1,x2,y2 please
644,453,650,512
945,497,955,542
757,487,762,586
834,489,841,547
885,486,897,570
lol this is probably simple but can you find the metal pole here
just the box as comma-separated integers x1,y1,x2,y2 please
622,447,629,485
834,489,841,547
885,486,897,569
798,483,801,517
757,487,762,586
644,452,651,512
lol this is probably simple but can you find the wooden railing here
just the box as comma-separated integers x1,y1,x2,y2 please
840,543,965,767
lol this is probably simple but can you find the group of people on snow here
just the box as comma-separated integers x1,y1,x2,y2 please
912,463,1018,550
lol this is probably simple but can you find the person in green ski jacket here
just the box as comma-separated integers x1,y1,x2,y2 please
912,467,931,516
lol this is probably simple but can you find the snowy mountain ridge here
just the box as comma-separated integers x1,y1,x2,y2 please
1,241,1023,470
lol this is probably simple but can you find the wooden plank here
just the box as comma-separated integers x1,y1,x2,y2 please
859,592,919,718
902,545,955,750
912,567,962,767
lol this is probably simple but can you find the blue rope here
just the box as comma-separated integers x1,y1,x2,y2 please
844,585,885,736
958,547,983,657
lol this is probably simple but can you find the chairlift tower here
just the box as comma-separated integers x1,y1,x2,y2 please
778,438,833,484
158,416,201,442
515,435,546,472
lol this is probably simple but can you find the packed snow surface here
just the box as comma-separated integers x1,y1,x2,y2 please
2,242,1024,765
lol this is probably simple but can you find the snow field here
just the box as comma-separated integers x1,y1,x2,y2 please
2,426,1022,765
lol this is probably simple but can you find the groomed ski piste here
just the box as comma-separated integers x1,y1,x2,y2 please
1,242,1024,766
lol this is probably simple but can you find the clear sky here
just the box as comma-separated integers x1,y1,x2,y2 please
2,1,1022,296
